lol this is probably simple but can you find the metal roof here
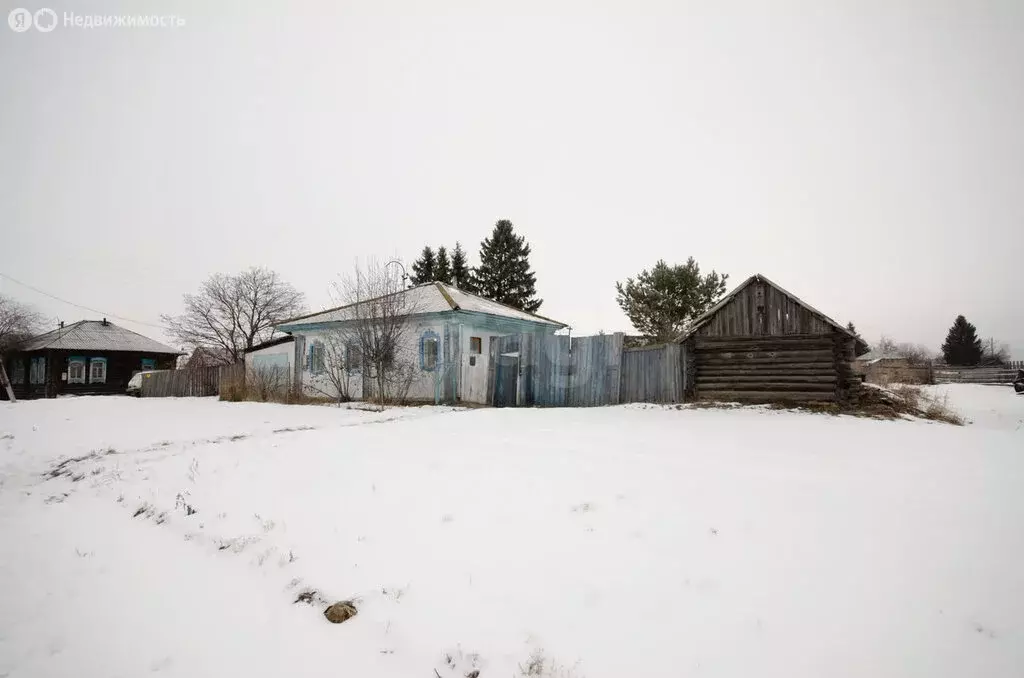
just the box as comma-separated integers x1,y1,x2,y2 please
278,282,565,329
244,335,295,353
17,320,181,354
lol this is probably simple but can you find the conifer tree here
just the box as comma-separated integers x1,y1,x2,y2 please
451,242,472,290
434,246,452,285
410,246,436,285
941,315,982,366
471,220,542,312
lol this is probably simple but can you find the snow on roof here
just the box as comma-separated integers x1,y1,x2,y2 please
18,320,181,354
442,284,564,326
855,350,903,364
278,282,565,328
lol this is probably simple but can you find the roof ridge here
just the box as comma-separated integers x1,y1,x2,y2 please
439,281,564,326
276,280,440,326
433,281,460,311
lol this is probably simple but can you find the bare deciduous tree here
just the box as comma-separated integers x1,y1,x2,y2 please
0,294,44,353
161,267,305,365
980,337,1011,366
319,330,358,404
328,261,419,410
0,295,44,402
875,335,932,365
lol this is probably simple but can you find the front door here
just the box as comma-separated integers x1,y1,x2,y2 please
493,355,519,407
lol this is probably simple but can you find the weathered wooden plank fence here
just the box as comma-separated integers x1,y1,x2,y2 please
934,365,1022,384
140,365,221,398
620,343,684,404
217,363,247,399
489,332,683,407
569,333,623,406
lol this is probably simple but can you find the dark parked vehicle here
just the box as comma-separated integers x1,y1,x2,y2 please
1014,369,1024,394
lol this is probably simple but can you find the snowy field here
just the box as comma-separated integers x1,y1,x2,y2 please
1,390,1022,678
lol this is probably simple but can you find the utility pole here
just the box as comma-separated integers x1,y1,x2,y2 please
0,359,15,403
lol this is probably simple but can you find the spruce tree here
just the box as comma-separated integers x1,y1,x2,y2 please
451,242,472,290
846,321,859,336
941,315,983,366
471,220,542,312
434,246,452,285
410,246,436,285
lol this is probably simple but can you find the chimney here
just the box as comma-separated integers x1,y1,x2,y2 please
102,318,108,326
59,321,64,329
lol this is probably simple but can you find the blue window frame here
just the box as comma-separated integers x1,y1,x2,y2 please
141,358,156,371
68,356,87,384
420,331,440,371
88,357,108,384
308,340,325,374
345,343,362,372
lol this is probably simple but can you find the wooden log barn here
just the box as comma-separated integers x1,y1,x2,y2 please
680,274,870,404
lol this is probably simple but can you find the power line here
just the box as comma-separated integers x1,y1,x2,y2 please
0,271,170,330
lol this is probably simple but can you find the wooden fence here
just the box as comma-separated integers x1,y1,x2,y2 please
140,365,221,398
934,365,1022,385
620,343,684,404
489,332,682,407
217,363,247,399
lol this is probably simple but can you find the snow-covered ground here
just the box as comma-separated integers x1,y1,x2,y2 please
921,383,1024,430
1,391,1022,678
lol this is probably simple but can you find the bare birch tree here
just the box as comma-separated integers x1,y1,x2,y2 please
161,267,305,365
328,261,419,409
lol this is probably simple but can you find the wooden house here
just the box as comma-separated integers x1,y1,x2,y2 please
679,274,869,403
276,281,565,405
1,319,180,400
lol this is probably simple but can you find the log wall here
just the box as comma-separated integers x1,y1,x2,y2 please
693,334,843,403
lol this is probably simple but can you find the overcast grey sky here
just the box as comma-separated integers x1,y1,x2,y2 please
2,0,1022,356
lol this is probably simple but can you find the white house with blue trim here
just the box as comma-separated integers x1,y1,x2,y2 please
269,281,566,404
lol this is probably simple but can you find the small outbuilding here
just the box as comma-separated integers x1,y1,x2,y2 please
680,274,869,404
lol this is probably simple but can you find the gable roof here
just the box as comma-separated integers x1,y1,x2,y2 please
185,345,235,367
682,273,870,355
17,320,181,355
277,281,566,329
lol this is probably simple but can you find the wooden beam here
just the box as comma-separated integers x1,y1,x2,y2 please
694,338,833,351
699,381,835,392
697,358,834,368
697,365,837,375
695,333,833,344
697,390,836,402
696,375,836,384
